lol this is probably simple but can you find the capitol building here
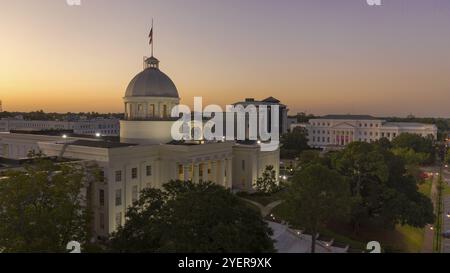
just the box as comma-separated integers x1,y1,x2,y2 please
0,48,280,238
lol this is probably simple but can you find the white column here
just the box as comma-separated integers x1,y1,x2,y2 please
226,158,232,189
217,160,225,186
170,161,178,181
202,162,209,182
211,161,218,184
183,164,190,181
193,163,200,183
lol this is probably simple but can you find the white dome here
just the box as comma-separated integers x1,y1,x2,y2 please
125,57,179,98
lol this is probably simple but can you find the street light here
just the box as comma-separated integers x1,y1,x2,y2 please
62,134,68,139
95,133,101,138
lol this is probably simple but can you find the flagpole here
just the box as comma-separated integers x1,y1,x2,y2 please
151,18,154,57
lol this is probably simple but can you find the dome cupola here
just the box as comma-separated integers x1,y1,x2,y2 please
125,56,179,98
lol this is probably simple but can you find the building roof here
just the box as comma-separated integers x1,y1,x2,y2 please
233,97,285,107
68,140,137,149
316,115,379,120
262,96,281,103
125,57,179,98
383,122,436,128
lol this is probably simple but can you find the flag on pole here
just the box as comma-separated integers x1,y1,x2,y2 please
149,28,153,45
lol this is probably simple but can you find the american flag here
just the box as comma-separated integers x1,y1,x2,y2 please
149,28,153,45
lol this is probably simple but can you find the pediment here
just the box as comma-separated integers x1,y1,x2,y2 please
332,122,356,130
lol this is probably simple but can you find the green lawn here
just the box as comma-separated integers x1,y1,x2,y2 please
418,179,432,196
395,225,425,253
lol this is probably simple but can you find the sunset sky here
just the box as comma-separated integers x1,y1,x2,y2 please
1,0,450,117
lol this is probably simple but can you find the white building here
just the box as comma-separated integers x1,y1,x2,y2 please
0,117,120,136
301,115,437,149
0,51,280,238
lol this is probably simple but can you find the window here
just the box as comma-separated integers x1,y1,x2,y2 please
132,168,138,179
132,185,138,203
115,212,122,228
146,165,152,176
115,189,122,206
242,160,245,171
115,170,122,182
99,170,105,182
99,213,105,230
99,189,105,207
163,105,168,118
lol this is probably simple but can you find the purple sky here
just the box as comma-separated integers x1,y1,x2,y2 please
1,0,450,117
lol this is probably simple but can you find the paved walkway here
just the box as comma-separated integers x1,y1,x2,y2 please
239,198,284,217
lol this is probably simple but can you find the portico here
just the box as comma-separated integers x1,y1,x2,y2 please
175,154,233,188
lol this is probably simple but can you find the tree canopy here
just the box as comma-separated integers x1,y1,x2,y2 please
0,159,99,252
280,127,310,159
331,141,434,230
392,133,435,164
109,181,275,253
285,164,350,253
255,165,278,194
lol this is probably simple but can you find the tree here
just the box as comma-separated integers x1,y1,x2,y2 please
280,127,309,159
0,158,99,252
332,142,434,231
254,166,278,194
109,181,275,253
391,147,430,166
392,133,435,164
445,148,450,165
285,164,350,253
